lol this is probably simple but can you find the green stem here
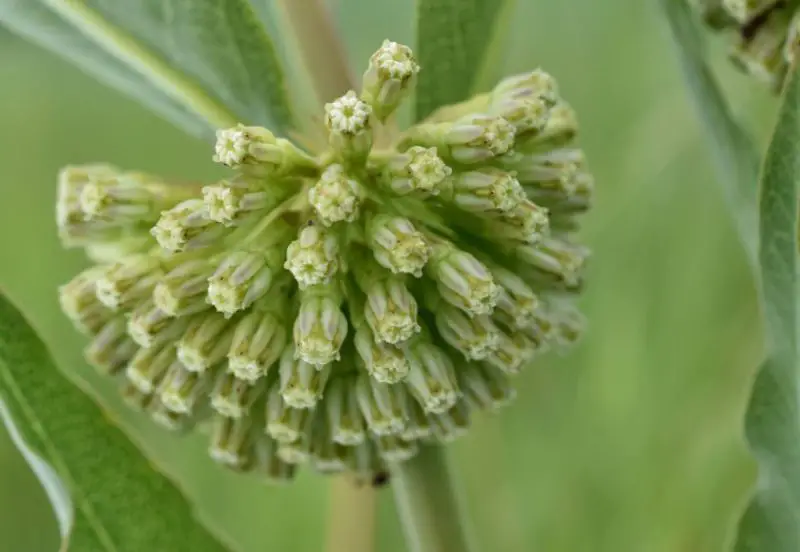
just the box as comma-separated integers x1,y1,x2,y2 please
392,444,477,552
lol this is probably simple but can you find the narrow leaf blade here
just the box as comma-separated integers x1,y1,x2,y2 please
659,0,761,268
413,0,515,121
734,62,800,551
0,292,233,552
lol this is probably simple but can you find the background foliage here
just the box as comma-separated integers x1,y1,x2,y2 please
0,1,779,550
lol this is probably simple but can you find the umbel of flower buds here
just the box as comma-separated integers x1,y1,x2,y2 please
692,0,800,89
56,39,593,483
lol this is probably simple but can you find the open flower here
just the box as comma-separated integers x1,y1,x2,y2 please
57,41,592,482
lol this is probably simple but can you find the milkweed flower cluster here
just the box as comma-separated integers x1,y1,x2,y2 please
57,40,593,482
693,0,800,89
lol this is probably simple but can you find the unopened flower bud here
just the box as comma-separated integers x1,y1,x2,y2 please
151,199,229,253
404,339,459,413
353,323,411,384
426,241,499,316
428,400,471,443
228,301,288,382
488,95,550,138
491,265,540,330
279,345,332,408
153,259,214,317
253,436,297,482
375,146,452,197
325,91,373,160
361,40,420,121
177,312,235,373
211,372,264,418
85,317,137,374
515,237,589,287
491,70,559,104
400,399,433,440
266,385,311,442
95,254,162,310
214,124,317,177
208,416,253,469
126,342,177,394
203,177,289,226
730,6,790,88
308,164,363,226
311,426,349,474
293,282,348,366
375,435,417,462
325,376,366,445
433,301,500,360
479,199,550,244
355,268,420,344
284,224,340,289
722,0,779,24
127,299,190,348
484,329,535,375
208,246,286,317
158,362,210,414
59,267,112,334
366,214,430,277
355,374,408,436
459,363,515,410
403,114,515,164
516,101,578,151
443,168,525,214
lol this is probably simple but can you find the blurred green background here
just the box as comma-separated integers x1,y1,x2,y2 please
0,1,779,550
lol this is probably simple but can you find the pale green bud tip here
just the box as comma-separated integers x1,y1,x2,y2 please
203,179,278,226
308,164,362,225
84,317,137,374
485,329,535,374
151,199,225,253
177,313,233,373
266,387,310,442
363,277,420,344
354,326,411,384
284,225,340,289
376,436,418,462
214,124,276,168
428,244,499,316
95,254,162,310
325,377,367,445
153,259,213,317
210,372,260,418
449,169,525,214
356,375,408,436
207,251,279,316
406,146,451,195
371,40,419,82
293,287,348,366
493,267,540,329
493,70,559,104
362,40,420,120
447,114,515,163
158,363,207,414
460,363,516,410
228,309,287,382
435,306,500,360
279,346,331,408
367,215,430,277
209,416,251,468
126,343,176,394
59,267,112,334
127,299,188,348
325,91,372,135
721,0,777,23
517,237,589,287
405,342,459,413
429,401,471,443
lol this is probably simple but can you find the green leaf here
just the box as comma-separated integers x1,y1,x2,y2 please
413,0,515,121
659,0,761,269
734,62,800,551
0,291,234,552
0,0,295,137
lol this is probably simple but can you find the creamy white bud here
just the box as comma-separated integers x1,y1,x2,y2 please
284,225,340,289
355,374,408,436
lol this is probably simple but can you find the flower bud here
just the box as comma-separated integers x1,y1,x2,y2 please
127,299,190,348
491,265,540,330
153,258,214,317
400,399,432,440
355,374,408,436
207,246,287,317
308,164,363,226
324,376,367,445
95,254,163,310
126,342,177,394
151,199,229,253
203,177,289,226
480,199,550,244
353,323,411,384
177,312,235,373
265,385,311,442
459,363,515,410
491,70,559,105
284,224,340,289
344,442,386,477
484,329,535,375
375,146,451,197
279,345,332,408
253,436,297,482
85,317,137,374
516,101,578,152
375,435,417,462
730,6,790,88
403,339,459,413
515,237,589,287
56,164,121,246
403,114,515,164
443,168,525,214
228,301,288,382
214,124,317,177
428,400,471,443
293,282,348,366
208,415,253,469
59,267,113,335
551,303,587,349
211,372,264,418
311,426,349,474
426,240,499,316
366,214,430,277
361,40,420,121
433,302,500,360
354,267,420,344
722,0,779,23
324,91,373,161
158,362,210,414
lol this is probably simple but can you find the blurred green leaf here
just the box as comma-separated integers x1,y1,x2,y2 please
734,63,800,551
413,0,514,120
1,0,295,137
0,1,210,137
0,292,234,552
659,0,760,268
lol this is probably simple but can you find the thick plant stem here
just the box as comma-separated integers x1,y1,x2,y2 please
274,0,356,102
392,444,477,552
325,476,376,552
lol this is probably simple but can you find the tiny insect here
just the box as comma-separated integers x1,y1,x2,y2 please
372,470,391,487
